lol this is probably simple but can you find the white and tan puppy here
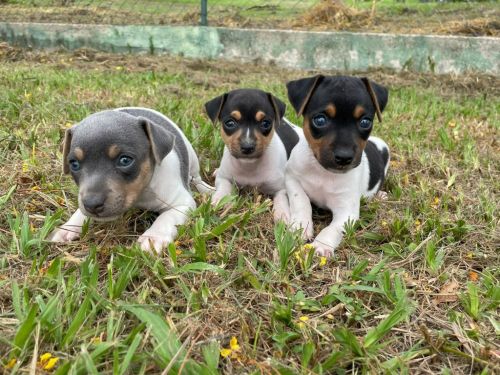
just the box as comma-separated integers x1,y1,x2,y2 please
205,89,302,222
49,107,212,253
285,75,390,256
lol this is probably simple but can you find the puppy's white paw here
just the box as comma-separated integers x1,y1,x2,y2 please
137,230,174,254
48,227,81,242
290,218,314,241
311,240,335,258
376,190,388,200
273,206,290,224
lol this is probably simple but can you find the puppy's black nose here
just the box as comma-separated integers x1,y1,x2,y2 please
240,144,256,155
334,151,354,166
83,196,105,215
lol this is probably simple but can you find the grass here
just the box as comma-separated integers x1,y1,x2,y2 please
0,45,499,373
0,0,499,36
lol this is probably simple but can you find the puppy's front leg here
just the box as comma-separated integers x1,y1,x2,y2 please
286,174,313,240
211,176,233,205
49,209,87,242
313,200,360,257
273,189,290,223
138,195,196,254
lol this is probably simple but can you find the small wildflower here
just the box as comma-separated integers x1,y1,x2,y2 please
414,219,421,230
431,197,440,208
220,336,241,359
37,352,60,371
43,358,59,371
303,243,314,252
31,185,40,191
466,252,474,259
22,161,29,173
90,336,101,345
299,316,309,322
448,120,456,128
65,122,73,128
381,220,388,228
297,322,305,329
115,66,123,71
230,336,240,351
5,358,17,369
319,256,327,267
24,92,32,100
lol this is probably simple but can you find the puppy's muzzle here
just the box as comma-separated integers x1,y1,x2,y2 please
240,141,256,155
334,149,354,166
82,194,106,215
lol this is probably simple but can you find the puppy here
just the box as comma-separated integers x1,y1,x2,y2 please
49,107,212,253
205,89,301,222
285,75,390,256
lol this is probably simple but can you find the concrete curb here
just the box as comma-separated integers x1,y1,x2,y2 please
1,22,499,75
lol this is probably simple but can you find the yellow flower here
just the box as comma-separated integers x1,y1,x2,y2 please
431,197,440,208
230,337,240,351
319,257,327,267
37,353,59,371
303,243,315,251
381,220,388,228
4,358,17,369
24,92,32,100
65,122,73,128
299,316,309,322
39,353,52,362
115,66,123,70
220,348,232,358
414,219,421,230
22,161,29,173
90,336,101,345
448,120,456,128
220,337,241,359
43,357,59,370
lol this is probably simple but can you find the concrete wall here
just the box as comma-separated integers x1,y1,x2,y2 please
1,22,498,75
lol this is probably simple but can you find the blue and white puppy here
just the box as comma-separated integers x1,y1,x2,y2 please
49,107,212,253
205,89,301,222
285,75,390,256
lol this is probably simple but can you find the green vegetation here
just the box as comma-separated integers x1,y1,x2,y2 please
0,47,498,373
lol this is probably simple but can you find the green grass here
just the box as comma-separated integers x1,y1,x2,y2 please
0,47,499,374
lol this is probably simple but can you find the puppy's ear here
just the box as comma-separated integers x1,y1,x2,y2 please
286,75,324,116
361,78,389,122
204,93,228,123
139,117,175,164
62,128,72,174
267,93,286,126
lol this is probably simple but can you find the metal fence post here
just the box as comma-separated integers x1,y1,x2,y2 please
200,0,208,26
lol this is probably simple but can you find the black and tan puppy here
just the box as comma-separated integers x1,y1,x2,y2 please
285,75,390,256
205,89,302,222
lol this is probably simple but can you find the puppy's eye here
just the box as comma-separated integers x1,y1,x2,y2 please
224,119,237,129
359,118,372,129
117,155,134,167
261,119,272,131
69,159,80,172
312,114,327,128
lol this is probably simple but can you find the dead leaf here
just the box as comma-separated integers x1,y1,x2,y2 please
433,280,459,304
468,271,479,282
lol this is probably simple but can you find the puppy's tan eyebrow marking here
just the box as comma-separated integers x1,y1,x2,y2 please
255,111,266,121
74,147,85,160
325,103,336,118
107,144,121,159
353,105,365,119
230,110,242,120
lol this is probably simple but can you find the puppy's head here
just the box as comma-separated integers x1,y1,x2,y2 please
204,89,286,159
287,75,388,173
62,110,174,220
